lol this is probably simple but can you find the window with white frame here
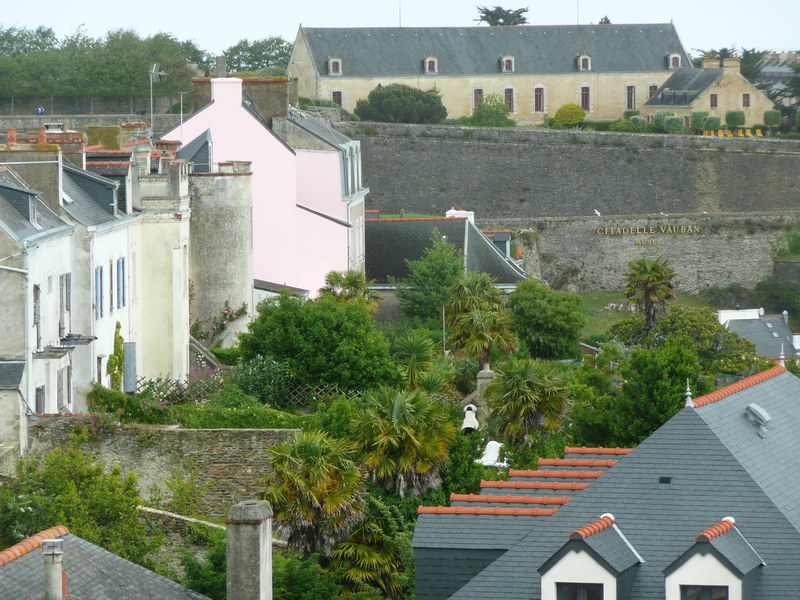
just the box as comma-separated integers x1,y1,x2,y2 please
504,88,515,113
557,583,603,600
425,57,438,74
534,87,545,113
473,88,484,108
578,55,592,71
501,56,515,72
331,90,343,106
580,86,591,112
669,54,681,69
328,58,342,75
626,86,636,110
680,586,729,600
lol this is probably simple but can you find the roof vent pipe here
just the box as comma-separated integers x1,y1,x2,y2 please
42,539,64,600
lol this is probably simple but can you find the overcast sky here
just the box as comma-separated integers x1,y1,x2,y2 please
4,0,799,56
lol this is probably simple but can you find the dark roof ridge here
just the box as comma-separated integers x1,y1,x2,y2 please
569,513,615,539
0,526,69,566
693,365,786,408
304,23,677,31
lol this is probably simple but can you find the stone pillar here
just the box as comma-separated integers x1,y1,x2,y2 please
226,500,272,600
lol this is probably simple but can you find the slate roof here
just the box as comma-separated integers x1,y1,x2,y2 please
558,515,642,575
0,527,209,599
419,366,800,599
365,217,527,285
0,167,69,243
289,111,352,148
0,361,25,390
724,315,796,359
645,68,723,106
177,129,213,173
61,163,119,227
301,24,689,77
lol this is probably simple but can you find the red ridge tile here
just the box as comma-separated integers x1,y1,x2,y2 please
450,493,571,505
563,446,632,455
418,506,558,516
539,458,618,467
695,518,735,541
570,515,615,539
693,366,786,408
509,469,604,479
0,526,70,566
481,480,590,491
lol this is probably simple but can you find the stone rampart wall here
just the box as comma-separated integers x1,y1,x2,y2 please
0,114,181,138
26,417,297,517
336,122,800,219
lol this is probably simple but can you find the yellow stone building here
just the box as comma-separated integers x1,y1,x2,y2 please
643,58,774,128
289,24,691,125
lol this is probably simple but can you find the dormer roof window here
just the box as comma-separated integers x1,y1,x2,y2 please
668,53,682,69
424,56,438,74
328,58,342,75
578,55,592,71
501,56,515,73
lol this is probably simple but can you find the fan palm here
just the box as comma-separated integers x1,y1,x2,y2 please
449,308,517,367
623,257,676,335
486,358,569,446
264,431,364,557
318,270,380,313
394,330,435,389
355,388,455,498
444,271,503,326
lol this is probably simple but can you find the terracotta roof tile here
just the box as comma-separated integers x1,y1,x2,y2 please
539,458,618,467
481,480,590,491
509,469,605,479
0,526,69,567
693,366,786,407
695,517,736,541
450,493,571,505
569,514,615,539
563,446,633,455
418,506,558,516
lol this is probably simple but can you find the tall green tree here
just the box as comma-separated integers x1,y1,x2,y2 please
265,431,365,557
355,388,455,498
507,278,586,359
393,329,436,389
223,36,293,74
623,257,676,336
486,358,569,447
0,443,162,567
318,270,380,314
355,84,448,124
396,233,464,320
475,6,529,26
238,292,399,391
610,341,713,445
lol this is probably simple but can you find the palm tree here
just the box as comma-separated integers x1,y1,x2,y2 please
444,271,503,326
264,431,364,557
394,330,435,389
486,358,569,446
329,496,408,598
449,308,517,367
623,257,676,336
355,388,455,498
318,270,380,313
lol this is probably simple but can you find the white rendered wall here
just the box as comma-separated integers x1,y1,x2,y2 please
541,549,617,600
665,552,741,600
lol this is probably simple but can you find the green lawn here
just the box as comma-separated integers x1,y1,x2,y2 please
578,291,712,342
377,212,442,219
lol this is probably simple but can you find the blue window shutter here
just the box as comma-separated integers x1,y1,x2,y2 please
116,259,121,309
122,257,126,306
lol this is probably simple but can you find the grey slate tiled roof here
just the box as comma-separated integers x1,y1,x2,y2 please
645,68,723,106
0,168,69,242
419,368,800,599
725,316,796,359
301,25,689,77
0,361,25,389
177,129,213,173
706,526,764,575
365,217,527,285
290,112,352,148
61,164,118,226
579,524,641,574
0,533,210,599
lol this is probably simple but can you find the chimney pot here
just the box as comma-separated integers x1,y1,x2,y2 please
42,539,64,600
227,500,273,600
216,56,227,78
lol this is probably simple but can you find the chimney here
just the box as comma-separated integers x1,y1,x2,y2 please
7,128,16,144
702,58,720,69
722,58,741,72
42,539,64,600
216,56,227,77
783,310,789,325
226,500,272,600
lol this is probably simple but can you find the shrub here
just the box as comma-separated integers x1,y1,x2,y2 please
457,93,515,127
354,83,447,124
86,384,172,424
725,110,745,129
170,404,309,429
582,120,614,131
764,109,781,130
690,110,709,132
450,356,481,395
306,395,367,439
630,115,647,128
209,345,241,365
652,110,674,133
664,115,685,134
703,115,721,130
553,103,586,126
623,109,640,120
609,118,645,133
232,355,295,407
206,383,260,408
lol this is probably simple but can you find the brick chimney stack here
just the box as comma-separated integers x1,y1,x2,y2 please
226,500,273,600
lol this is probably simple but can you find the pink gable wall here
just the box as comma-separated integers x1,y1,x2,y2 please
171,78,298,287
295,207,349,298
295,150,347,221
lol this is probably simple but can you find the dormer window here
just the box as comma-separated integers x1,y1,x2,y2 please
328,58,342,75
578,55,592,71
501,56,515,72
424,57,438,74
668,54,681,69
